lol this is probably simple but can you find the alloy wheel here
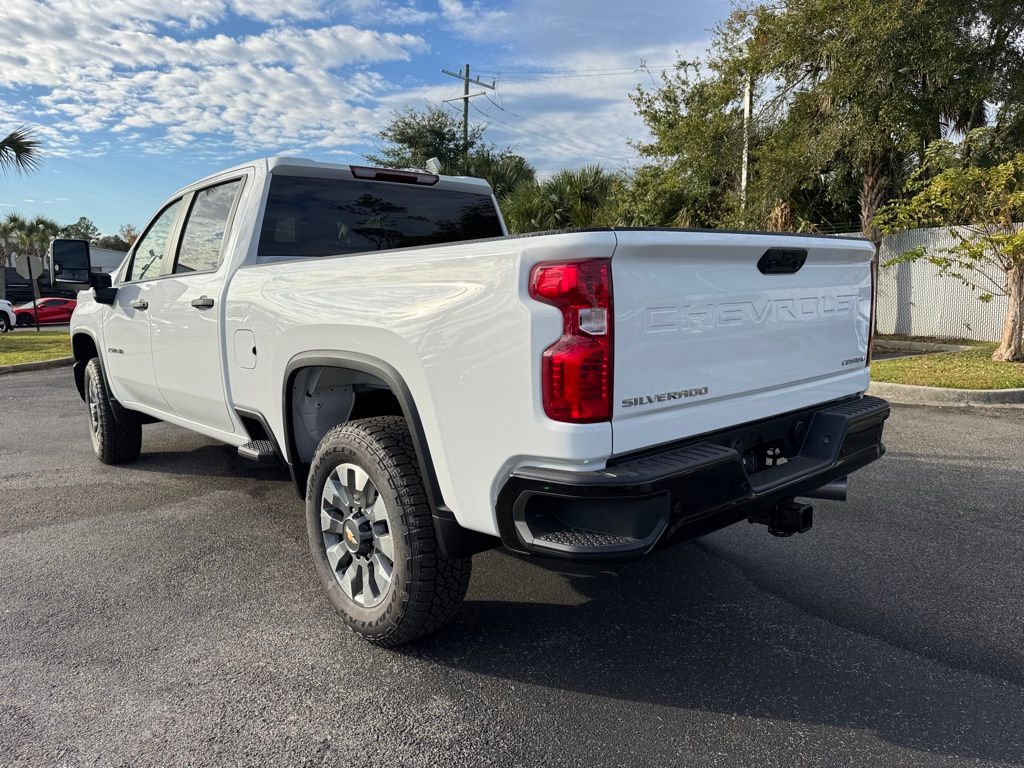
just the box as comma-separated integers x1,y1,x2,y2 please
85,371,101,448
320,462,395,608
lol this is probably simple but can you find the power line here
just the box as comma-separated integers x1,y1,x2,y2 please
475,64,675,78
468,102,593,156
468,102,639,166
437,67,642,169
477,94,641,165
481,93,595,150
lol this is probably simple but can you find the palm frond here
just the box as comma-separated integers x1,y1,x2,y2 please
0,126,42,174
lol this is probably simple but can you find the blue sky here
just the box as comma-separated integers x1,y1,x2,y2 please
0,0,726,234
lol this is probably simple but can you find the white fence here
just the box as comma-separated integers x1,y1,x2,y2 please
875,226,1008,342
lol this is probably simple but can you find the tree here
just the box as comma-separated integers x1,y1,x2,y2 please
94,234,128,251
877,134,1024,362
461,149,536,199
2,214,60,303
501,166,620,234
0,126,41,174
0,213,37,303
365,106,535,199
0,213,21,302
118,223,140,247
631,60,747,229
631,0,1024,242
60,216,101,243
366,106,486,173
0,126,41,300
94,224,138,252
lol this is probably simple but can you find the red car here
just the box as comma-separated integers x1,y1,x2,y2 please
15,297,77,327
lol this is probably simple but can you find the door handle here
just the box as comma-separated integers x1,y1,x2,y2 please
191,296,215,309
130,299,148,311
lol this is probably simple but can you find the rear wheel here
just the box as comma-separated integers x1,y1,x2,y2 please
306,416,471,647
83,358,142,464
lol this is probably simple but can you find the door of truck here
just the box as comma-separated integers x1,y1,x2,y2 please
146,178,244,434
102,198,184,411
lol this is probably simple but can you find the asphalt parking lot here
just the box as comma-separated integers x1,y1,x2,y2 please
2,368,1023,767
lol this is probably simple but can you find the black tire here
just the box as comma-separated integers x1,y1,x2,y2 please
306,416,471,647
16,314,31,327
83,358,142,464
0,314,10,333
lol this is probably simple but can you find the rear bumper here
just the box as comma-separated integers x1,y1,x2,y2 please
496,395,889,560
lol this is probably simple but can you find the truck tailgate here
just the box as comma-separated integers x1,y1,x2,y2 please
610,229,873,455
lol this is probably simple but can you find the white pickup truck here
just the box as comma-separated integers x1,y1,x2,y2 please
51,157,889,646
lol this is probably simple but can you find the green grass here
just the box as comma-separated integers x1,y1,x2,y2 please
0,331,71,366
871,343,1024,389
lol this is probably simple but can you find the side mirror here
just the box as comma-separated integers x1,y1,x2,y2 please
48,238,93,290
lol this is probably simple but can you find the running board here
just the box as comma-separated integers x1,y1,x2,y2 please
238,440,280,464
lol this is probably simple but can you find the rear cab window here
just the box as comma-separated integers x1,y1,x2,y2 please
257,175,504,258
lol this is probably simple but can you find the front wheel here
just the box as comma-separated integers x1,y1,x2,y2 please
0,314,10,333
16,314,32,327
306,416,471,647
83,358,142,464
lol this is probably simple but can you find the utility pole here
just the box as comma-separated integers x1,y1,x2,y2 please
740,72,754,220
441,65,495,164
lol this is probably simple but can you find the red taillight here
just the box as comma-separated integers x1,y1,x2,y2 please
529,259,612,423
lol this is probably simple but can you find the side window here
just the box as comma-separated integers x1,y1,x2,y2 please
128,199,182,282
175,180,241,274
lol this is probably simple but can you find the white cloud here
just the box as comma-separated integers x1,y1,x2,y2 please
0,0,716,176
437,0,506,38
374,4,438,25
425,0,711,171
229,0,327,22
378,40,703,172
0,1,426,156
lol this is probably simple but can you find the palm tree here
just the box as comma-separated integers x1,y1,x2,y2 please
501,165,620,234
0,126,41,174
0,126,42,301
461,149,536,199
2,213,60,308
0,212,27,302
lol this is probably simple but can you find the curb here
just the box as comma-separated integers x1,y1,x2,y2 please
874,339,975,353
868,380,1024,407
0,357,74,376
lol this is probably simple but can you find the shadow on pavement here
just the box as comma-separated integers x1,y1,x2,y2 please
126,443,293,483
412,547,1024,765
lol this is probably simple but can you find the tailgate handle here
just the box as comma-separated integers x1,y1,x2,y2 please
758,248,807,275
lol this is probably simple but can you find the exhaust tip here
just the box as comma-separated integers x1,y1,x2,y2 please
802,477,848,502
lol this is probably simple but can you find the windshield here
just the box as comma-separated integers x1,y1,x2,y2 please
257,175,504,258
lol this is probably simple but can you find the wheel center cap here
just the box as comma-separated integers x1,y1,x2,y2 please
343,517,371,555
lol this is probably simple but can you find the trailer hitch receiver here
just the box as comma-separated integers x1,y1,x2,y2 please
749,499,813,537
